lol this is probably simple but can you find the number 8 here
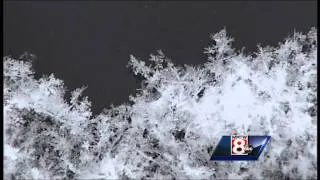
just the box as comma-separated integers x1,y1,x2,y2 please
233,139,245,154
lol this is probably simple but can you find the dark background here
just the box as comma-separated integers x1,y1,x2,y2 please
4,1,317,114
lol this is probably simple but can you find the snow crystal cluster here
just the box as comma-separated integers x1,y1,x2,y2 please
4,28,317,179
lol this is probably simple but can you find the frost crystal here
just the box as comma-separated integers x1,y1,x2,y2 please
4,28,317,179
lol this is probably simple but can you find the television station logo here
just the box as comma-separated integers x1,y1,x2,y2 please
231,135,253,155
210,130,270,161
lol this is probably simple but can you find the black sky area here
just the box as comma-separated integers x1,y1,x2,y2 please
4,1,317,114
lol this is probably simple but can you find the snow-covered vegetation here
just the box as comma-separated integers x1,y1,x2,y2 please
4,28,317,179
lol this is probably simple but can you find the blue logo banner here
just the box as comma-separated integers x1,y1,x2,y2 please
210,135,270,161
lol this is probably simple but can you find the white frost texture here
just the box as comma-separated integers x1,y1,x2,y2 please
3,28,317,179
